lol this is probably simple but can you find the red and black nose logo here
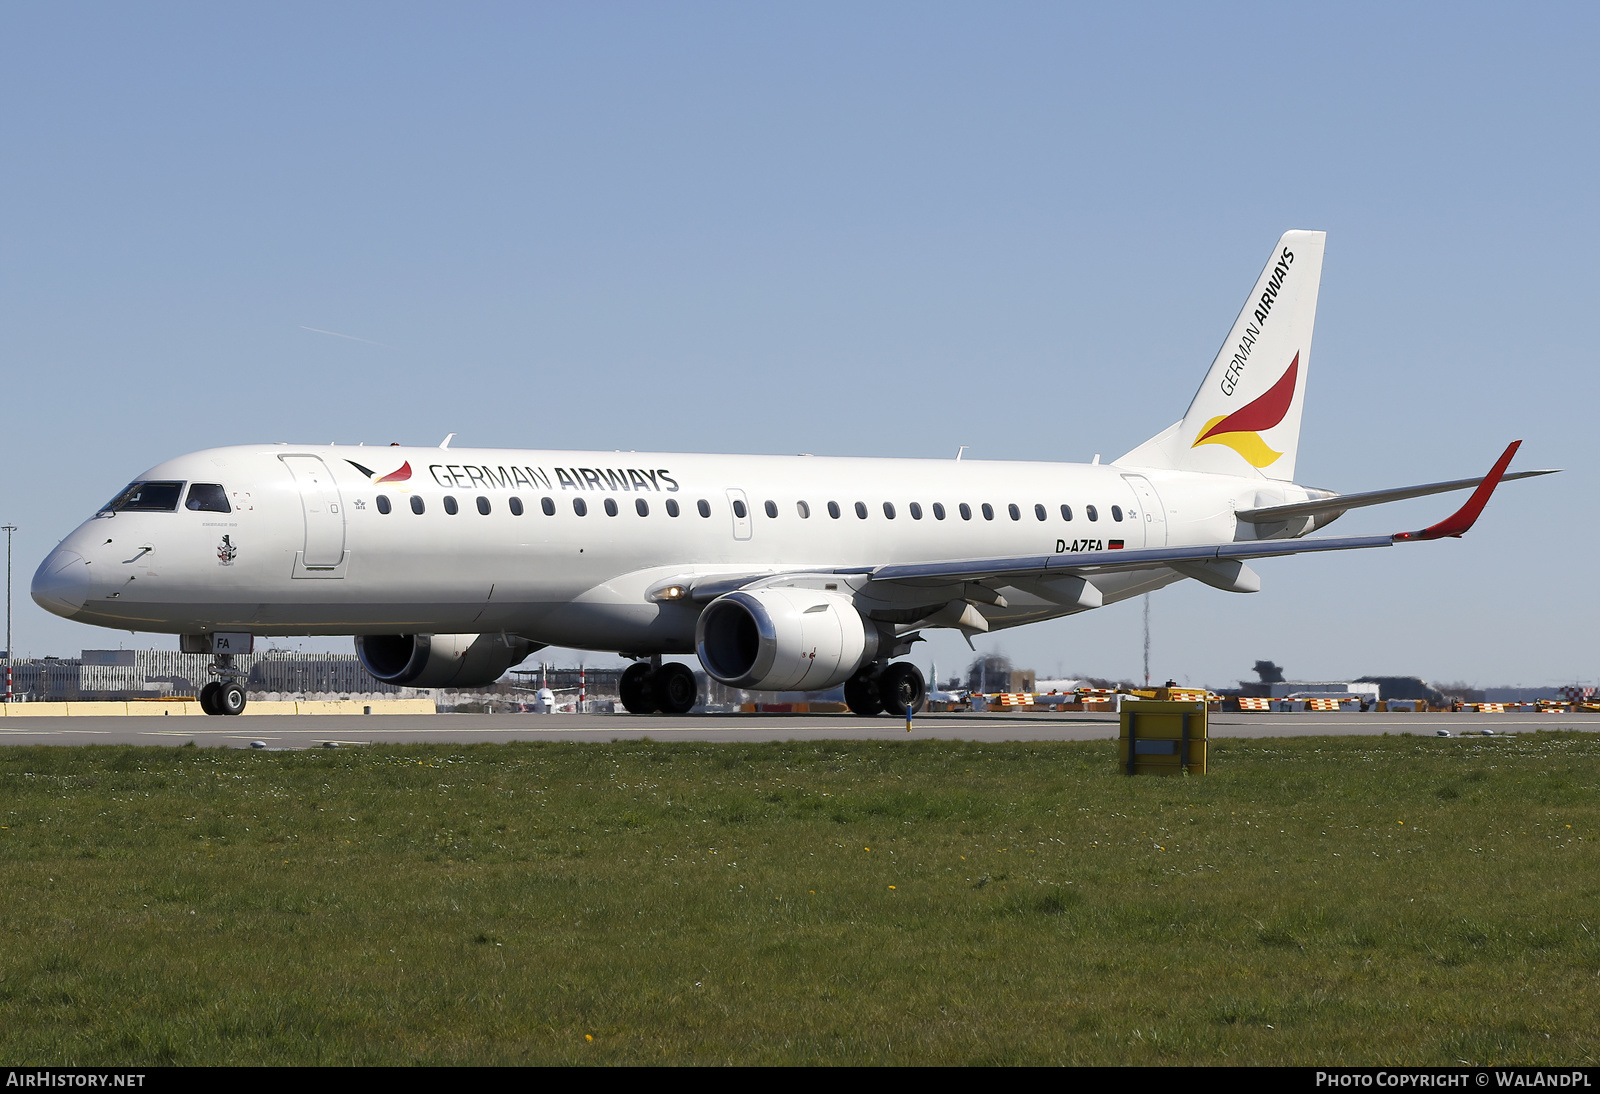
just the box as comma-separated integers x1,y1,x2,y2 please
346,459,412,483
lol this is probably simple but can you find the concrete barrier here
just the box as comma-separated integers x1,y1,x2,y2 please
0,698,435,717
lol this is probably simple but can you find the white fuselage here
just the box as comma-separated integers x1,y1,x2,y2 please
33,444,1311,653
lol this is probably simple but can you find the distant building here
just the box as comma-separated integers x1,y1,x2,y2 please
1482,687,1566,703
4,649,410,701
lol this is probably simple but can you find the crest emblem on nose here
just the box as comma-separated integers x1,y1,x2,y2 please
217,535,237,566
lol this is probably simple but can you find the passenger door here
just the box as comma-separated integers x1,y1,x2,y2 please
281,454,348,572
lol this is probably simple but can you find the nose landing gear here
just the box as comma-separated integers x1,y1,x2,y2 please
198,654,248,716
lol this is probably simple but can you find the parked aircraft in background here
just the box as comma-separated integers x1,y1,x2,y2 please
32,231,1555,715
926,664,968,705
508,665,578,713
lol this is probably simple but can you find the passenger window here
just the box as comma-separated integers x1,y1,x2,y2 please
509,497,524,516
636,498,649,517
574,498,588,516
443,496,459,515
1035,504,1047,521
933,503,946,520
982,504,994,521
604,498,619,517
883,502,896,519
732,499,747,519
959,503,972,521
1061,504,1073,521
1086,505,1099,522
797,501,810,518
185,484,231,513
541,497,555,516
1007,504,1020,521
666,499,680,517
102,481,184,513
376,495,392,515
697,499,711,518
764,500,778,519
411,496,425,515
477,496,491,515
828,501,841,519
909,502,922,520
1112,505,1123,522
855,502,868,519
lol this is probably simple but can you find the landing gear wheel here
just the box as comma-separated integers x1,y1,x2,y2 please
217,681,247,716
199,681,221,716
656,662,698,714
877,662,926,716
843,667,883,717
619,662,660,714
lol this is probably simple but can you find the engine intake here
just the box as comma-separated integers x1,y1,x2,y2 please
355,633,539,688
696,588,878,692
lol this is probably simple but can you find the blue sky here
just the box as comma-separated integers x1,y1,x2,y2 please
3,3,1594,687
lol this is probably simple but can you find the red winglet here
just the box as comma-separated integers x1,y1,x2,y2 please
1393,441,1521,542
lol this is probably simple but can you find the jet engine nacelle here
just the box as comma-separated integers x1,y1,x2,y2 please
355,633,538,688
695,588,879,692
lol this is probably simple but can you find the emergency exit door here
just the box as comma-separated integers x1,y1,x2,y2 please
1121,474,1168,548
726,488,752,540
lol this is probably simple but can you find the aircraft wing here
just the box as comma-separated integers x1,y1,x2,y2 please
1237,467,1558,524
869,440,1526,588
869,440,1525,587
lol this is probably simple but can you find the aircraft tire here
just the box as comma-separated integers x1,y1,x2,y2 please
877,662,927,716
217,682,247,716
656,662,698,715
843,669,883,717
199,681,221,716
619,662,659,714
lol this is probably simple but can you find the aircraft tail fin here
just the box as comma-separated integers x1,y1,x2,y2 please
1116,230,1326,481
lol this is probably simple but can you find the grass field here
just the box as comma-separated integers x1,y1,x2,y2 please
2,732,1597,1065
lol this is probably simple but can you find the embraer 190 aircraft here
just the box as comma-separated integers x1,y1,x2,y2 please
32,231,1553,716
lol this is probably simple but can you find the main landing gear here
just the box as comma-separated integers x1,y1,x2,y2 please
619,661,699,715
844,661,926,717
198,654,247,716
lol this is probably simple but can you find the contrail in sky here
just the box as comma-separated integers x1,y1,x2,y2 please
300,325,387,347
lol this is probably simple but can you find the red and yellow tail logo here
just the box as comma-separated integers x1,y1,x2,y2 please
1191,353,1299,467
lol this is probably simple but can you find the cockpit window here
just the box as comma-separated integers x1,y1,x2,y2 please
101,481,184,513
185,484,231,513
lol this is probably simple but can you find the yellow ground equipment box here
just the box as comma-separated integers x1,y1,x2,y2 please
1118,700,1207,775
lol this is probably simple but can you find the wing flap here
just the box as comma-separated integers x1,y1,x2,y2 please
868,535,1396,586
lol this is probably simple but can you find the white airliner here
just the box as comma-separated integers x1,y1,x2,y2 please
32,231,1554,716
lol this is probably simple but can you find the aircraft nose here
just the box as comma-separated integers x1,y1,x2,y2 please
31,549,89,619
